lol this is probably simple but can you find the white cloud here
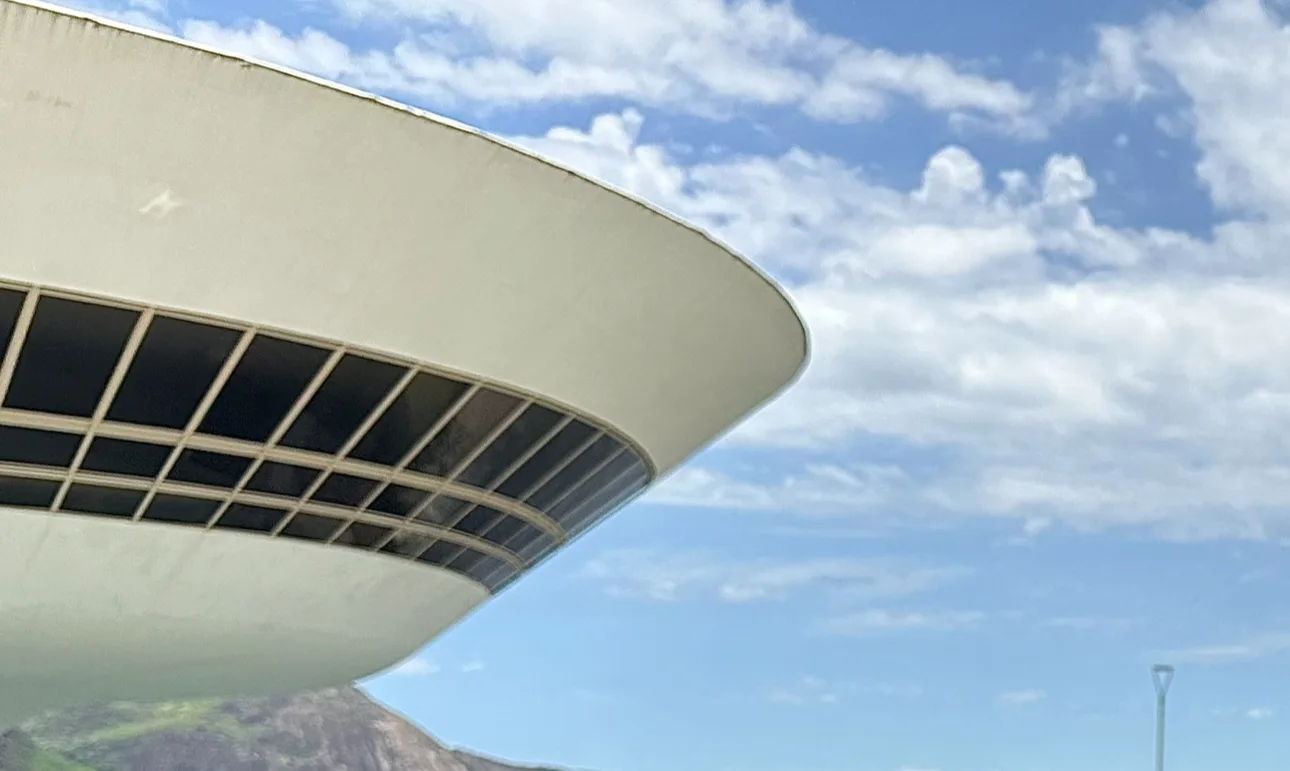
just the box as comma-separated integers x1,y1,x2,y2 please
767,676,845,707
999,688,1047,705
160,0,1036,129
503,102,1290,539
580,549,968,605
386,654,440,677
1248,707,1274,719
460,661,486,674
1043,616,1136,634
1160,631,1290,665
814,609,985,636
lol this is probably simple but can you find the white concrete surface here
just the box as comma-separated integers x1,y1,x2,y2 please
0,506,488,726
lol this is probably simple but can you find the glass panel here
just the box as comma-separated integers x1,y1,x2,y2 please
244,462,319,498
0,476,60,508
5,296,139,417
106,316,241,429
446,547,489,574
142,494,220,525
80,438,171,478
416,540,462,567
525,435,622,511
455,404,562,489
198,335,329,442
493,420,596,499
347,372,470,466
368,484,429,518
217,504,287,533
563,467,650,537
510,529,556,562
407,388,521,478
309,473,379,508
166,450,251,489
334,521,391,549
480,515,527,547
62,484,145,518
279,513,342,541
453,506,503,538
380,531,435,557
280,354,408,454
482,562,520,592
463,553,508,585
411,494,470,527
0,426,81,467
547,452,640,524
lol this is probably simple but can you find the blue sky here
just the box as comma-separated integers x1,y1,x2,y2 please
59,0,1290,769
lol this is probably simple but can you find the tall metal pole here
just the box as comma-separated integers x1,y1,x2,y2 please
1152,664,1174,771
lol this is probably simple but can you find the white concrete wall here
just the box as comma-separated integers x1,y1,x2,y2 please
0,0,808,475
0,506,488,726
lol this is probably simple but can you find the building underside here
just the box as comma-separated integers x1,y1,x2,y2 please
0,0,809,726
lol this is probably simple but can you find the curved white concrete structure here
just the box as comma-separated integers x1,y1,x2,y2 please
0,0,808,725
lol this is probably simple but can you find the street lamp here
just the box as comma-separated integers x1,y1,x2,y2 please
1152,664,1175,771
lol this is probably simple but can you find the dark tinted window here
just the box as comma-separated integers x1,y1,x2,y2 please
407,388,521,478
6,297,139,417
0,426,81,467
166,450,251,489
80,438,171,478
412,494,470,527
480,515,533,548
525,435,622,511
279,513,342,541
216,503,287,533
244,462,319,498
548,451,640,524
199,335,329,442
368,484,428,518
456,404,563,489
493,420,597,498
454,506,503,537
0,476,59,508
347,372,470,466
280,355,408,454
380,531,435,557
107,316,241,428
143,494,219,525
334,521,391,549
62,484,145,518
416,540,462,567
309,473,378,508
564,470,648,537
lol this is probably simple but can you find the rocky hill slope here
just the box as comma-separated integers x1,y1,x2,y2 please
0,685,559,771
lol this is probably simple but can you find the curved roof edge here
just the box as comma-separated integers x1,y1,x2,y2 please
14,0,810,370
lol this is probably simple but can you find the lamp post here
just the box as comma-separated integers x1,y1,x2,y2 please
1152,664,1175,771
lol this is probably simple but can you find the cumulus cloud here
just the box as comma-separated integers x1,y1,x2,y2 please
501,90,1290,539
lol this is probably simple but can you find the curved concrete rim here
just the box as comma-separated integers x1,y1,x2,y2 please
13,0,810,370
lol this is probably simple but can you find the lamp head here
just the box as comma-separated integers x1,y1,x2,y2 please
1152,664,1175,696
